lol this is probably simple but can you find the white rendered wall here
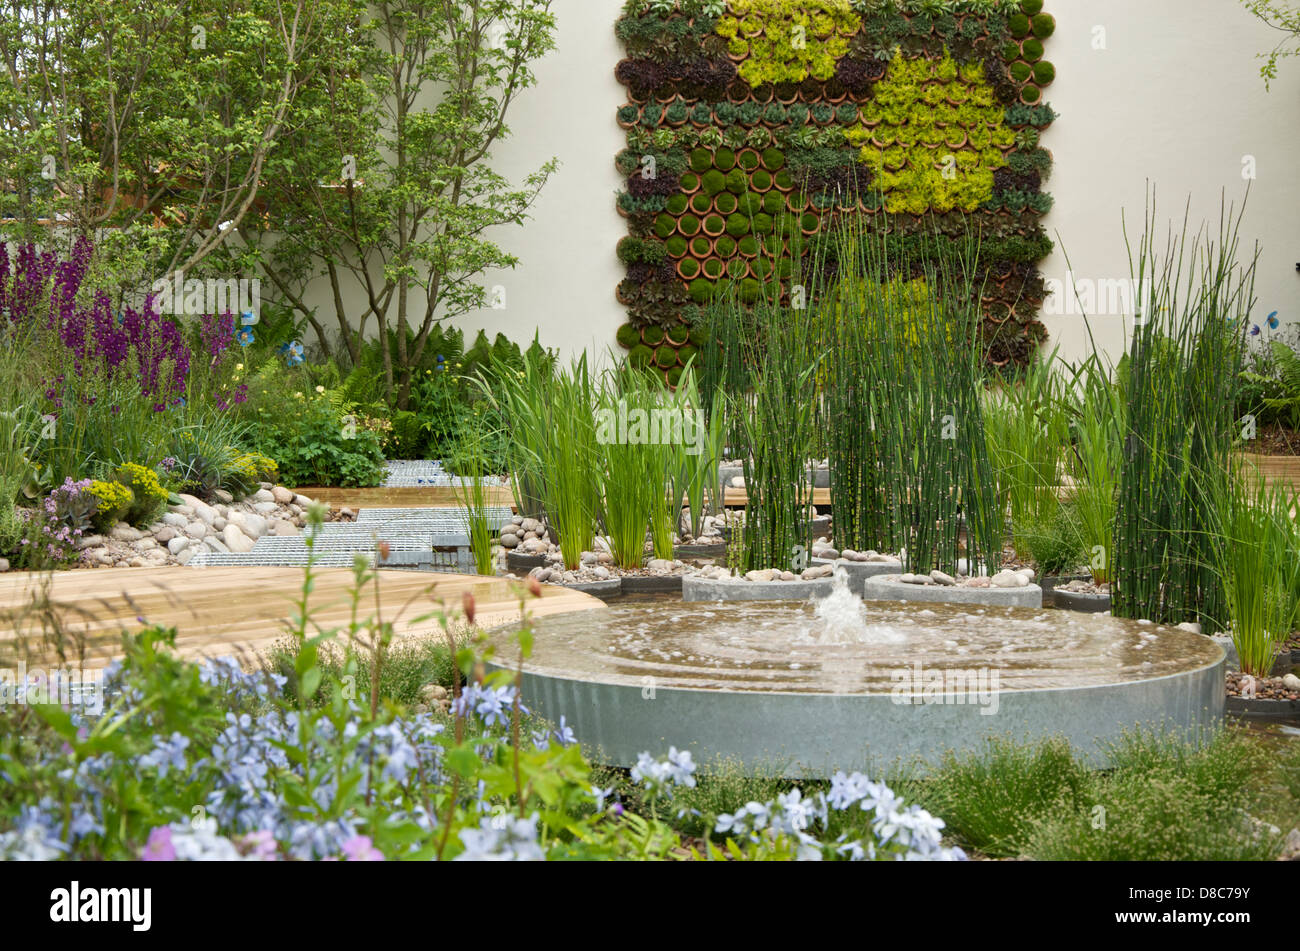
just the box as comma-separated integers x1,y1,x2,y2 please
298,0,1300,370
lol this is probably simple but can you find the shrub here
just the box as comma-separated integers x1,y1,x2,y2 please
916,737,1090,857
1023,504,1085,576
87,480,134,532
247,397,386,488
113,462,171,527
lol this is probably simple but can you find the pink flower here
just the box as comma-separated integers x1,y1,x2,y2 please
142,826,176,861
340,835,385,861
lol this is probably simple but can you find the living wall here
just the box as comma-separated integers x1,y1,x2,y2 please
613,0,1057,375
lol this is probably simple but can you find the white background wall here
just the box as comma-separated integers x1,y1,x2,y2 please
303,0,1300,369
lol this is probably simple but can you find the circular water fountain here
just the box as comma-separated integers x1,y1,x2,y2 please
487,573,1225,776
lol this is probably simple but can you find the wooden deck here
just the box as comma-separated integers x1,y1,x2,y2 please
0,567,602,669
295,483,831,512
1241,454,1300,494
296,485,518,509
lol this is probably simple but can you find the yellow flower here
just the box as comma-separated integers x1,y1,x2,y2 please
294,392,304,399
315,385,325,394
235,363,244,372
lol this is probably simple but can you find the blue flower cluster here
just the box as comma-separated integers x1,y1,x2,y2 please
714,770,966,861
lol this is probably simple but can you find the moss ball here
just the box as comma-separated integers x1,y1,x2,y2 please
761,147,786,170
713,147,736,171
1031,13,1055,38
714,235,737,256
665,235,688,257
642,324,665,345
726,212,751,236
1009,62,1032,83
628,344,653,367
1021,37,1043,61
666,194,689,216
1008,12,1030,37
678,258,700,278
690,148,713,172
654,344,679,368
616,323,641,349
701,169,726,195
688,278,712,303
666,324,690,345
1032,61,1055,85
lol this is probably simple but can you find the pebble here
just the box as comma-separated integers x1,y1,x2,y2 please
271,486,294,504
745,569,776,582
991,570,1028,588
499,533,520,549
109,523,143,542
930,570,957,586
802,564,834,580
647,558,675,572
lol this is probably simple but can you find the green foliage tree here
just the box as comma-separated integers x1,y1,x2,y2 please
1241,0,1300,88
245,0,559,408
0,0,364,294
